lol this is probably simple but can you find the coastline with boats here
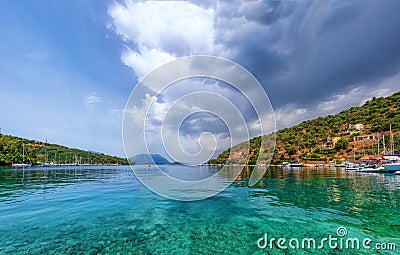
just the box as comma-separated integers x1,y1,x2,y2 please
206,122,400,175
4,92,400,174
208,93,400,175
5,126,400,174
1,133,129,168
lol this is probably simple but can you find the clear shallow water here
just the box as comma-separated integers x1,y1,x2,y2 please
0,166,399,254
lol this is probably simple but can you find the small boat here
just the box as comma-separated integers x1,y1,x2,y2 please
346,167,360,171
394,171,400,175
345,163,360,171
357,165,385,173
282,161,304,168
41,162,51,167
289,163,304,167
12,163,32,168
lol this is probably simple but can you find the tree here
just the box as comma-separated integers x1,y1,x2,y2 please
287,146,297,155
334,138,349,151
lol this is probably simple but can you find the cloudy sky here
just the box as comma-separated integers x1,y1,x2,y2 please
1,0,400,158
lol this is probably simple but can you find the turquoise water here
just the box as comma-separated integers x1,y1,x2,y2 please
0,166,399,254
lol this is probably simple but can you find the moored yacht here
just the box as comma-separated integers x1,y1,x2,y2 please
12,163,32,168
383,162,400,172
357,165,385,173
345,162,360,171
282,161,304,168
12,144,31,168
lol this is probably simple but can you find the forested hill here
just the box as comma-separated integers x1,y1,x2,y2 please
209,91,400,165
0,134,128,166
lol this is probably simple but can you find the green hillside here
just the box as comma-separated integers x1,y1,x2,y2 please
209,91,400,165
0,134,128,166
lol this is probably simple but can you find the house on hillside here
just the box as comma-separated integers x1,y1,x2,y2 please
326,137,341,147
354,134,376,142
348,124,364,132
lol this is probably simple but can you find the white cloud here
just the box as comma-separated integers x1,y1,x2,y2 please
109,0,215,79
317,94,347,112
126,93,162,129
122,48,175,81
275,104,307,130
316,75,400,117
84,93,101,108
275,74,400,131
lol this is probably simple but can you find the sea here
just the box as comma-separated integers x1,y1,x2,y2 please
0,165,399,254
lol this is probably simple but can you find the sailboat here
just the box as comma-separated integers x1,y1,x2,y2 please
383,124,400,173
41,139,51,167
12,143,32,168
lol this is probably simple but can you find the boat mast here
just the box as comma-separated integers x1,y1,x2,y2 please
45,139,48,163
383,135,386,154
390,124,394,155
377,133,380,155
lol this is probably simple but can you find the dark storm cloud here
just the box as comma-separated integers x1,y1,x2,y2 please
317,1,361,36
114,0,400,157
214,0,400,109
238,0,295,25
287,0,400,106
179,113,229,137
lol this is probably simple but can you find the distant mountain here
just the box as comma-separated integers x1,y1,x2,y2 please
129,154,171,165
87,150,101,155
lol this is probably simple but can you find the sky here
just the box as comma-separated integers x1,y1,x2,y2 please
1,0,400,159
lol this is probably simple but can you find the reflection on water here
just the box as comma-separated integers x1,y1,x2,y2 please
0,165,399,254
243,166,400,239
0,166,133,203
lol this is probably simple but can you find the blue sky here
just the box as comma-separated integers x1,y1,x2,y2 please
0,0,134,156
1,0,400,158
